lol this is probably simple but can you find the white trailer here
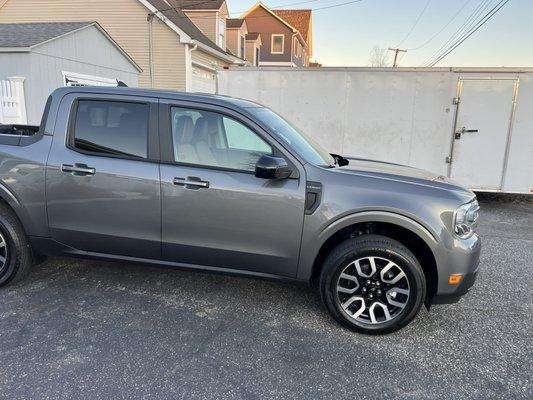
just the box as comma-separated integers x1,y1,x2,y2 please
217,67,533,194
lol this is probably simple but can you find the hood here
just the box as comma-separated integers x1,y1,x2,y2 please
334,157,474,196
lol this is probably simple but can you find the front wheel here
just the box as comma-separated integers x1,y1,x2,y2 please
320,235,426,334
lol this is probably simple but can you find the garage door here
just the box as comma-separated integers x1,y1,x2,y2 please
192,66,216,94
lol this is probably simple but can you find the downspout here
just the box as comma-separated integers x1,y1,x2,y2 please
186,42,198,92
147,13,155,88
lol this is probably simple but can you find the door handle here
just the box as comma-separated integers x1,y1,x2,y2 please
173,177,209,188
61,163,96,176
455,127,479,139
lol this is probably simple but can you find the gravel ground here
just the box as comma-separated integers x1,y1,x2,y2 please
0,197,531,400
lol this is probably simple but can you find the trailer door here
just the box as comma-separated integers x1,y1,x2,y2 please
450,78,518,190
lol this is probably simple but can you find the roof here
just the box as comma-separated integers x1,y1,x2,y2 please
245,32,260,41
272,9,311,43
226,18,245,29
166,0,225,10
0,22,142,71
145,0,234,62
0,22,93,47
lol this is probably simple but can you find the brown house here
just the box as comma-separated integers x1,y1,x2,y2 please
241,2,312,67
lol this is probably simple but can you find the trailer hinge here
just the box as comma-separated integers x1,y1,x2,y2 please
452,97,460,105
445,156,452,164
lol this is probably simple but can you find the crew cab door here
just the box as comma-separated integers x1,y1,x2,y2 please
158,100,306,277
46,93,161,259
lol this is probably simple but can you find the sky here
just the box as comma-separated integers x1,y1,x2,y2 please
226,0,532,67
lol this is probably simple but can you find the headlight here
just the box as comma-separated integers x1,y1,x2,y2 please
454,200,479,239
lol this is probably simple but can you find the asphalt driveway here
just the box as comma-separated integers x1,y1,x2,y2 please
0,196,531,399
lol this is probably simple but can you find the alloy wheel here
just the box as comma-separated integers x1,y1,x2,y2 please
336,256,410,325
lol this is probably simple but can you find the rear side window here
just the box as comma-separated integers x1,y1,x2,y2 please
72,100,149,158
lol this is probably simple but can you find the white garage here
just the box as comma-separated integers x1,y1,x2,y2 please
191,65,217,94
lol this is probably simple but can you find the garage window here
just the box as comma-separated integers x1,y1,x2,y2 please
72,100,149,158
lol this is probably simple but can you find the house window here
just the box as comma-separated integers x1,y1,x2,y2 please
255,46,260,66
271,34,284,54
218,19,225,48
240,35,245,59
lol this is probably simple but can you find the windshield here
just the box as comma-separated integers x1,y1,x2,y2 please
249,107,335,167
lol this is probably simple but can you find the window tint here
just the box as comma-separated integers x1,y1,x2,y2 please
73,100,149,158
171,107,272,172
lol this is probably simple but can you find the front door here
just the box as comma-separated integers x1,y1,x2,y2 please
46,93,161,259
159,101,306,277
450,78,517,190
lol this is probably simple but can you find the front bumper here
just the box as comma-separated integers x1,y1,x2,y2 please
432,233,481,303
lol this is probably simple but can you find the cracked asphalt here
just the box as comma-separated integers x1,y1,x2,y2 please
0,196,531,399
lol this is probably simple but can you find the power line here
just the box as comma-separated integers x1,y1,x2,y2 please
427,0,510,67
406,0,473,51
388,48,407,67
154,0,353,17
395,0,433,47
420,0,492,66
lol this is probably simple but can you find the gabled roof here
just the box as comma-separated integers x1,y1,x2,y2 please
0,22,93,47
0,22,142,71
245,32,260,41
226,18,245,29
272,9,311,43
166,0,225,10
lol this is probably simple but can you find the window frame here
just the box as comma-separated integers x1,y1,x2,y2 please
240,34,245,59
158,100,300,178
67,97,159,162
271,34,284,54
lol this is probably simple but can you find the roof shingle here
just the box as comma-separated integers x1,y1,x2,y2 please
0,22,93,48
271,9,311,43
166,0,225,11
226,18,244,29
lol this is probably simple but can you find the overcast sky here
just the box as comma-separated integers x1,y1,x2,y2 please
227,0,531,67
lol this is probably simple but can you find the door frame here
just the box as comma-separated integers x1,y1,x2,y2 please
447,77,520,190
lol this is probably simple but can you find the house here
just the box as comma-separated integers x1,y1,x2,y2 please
0,22,141,124
241,2,312,67
0,0,244,93
226,19,248,62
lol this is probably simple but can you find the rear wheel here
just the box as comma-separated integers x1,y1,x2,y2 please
0,203,32,287
320,235,426,334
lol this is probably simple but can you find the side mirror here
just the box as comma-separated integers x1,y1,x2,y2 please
255,155,292,180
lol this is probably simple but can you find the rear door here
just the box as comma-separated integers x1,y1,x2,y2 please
158,100,306,277
450,78,518,190
46,92,161,259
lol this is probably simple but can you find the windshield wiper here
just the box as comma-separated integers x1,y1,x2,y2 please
330,153,349,167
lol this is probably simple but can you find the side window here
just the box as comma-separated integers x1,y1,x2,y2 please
171,107,272,172
73,100,149,158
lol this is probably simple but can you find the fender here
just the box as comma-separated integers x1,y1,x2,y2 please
297,210,440,281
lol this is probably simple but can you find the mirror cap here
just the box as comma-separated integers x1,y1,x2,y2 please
255,155,292,179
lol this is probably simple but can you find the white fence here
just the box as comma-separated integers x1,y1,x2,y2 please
0,77,27,125
217,67,533,194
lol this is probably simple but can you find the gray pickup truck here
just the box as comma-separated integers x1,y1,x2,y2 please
0,87,481,334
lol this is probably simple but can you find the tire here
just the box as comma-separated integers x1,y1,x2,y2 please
319,234,426,335
0,203,33,287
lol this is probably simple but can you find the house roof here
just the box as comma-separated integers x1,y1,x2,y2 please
145,0,235,62
166,0,225,10
272,9,311,43
245,32,260,41
0,21,142,71
226,18,245,29
0,22,93,47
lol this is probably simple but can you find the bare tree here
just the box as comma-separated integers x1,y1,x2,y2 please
369,46,391,67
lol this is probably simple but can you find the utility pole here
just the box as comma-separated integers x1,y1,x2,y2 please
388,48,407,67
